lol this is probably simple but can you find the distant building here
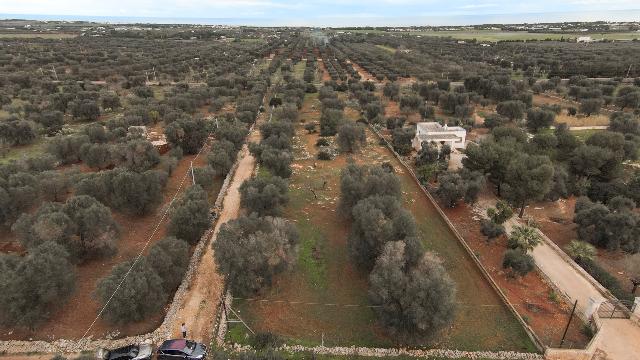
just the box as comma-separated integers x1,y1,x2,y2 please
412,122,466,151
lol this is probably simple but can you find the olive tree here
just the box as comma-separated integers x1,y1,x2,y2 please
148,236,190,292
95,258,167,324
337,122,366,153
240,176,289,216
214,215,299,296
168,185,210,244
349,195,423,270
369,241,456,344
208,139,237,176
0,241,76,328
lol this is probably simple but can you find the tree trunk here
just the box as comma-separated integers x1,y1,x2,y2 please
519,202,526,218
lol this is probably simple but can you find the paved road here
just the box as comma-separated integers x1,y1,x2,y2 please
475,197,607,319
476,197,640,359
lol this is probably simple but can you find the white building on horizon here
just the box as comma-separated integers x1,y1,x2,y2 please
412,122,466,151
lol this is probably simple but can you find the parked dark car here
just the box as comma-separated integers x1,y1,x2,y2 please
96,343,152,360
157,339,207,360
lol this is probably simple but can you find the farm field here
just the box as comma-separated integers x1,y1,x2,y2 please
349,29,640,41
0,32,78,39
0,146,223,340
228,93,537,352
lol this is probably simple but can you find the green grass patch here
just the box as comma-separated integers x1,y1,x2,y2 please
293,60,307,81
228,97,537,352
571,128,602,142
0,139,47,164
375,44,396,53
294,210,328,290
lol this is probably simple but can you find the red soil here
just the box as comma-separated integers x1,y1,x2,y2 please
443,197,590,349
0,149,213,341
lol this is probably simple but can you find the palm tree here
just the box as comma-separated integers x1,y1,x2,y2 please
565,240,596,263
508,225,542,253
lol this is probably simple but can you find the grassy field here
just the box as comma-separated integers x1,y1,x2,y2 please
228,94,537,352
293,59,307,80
0,32,78,39
375,44,396,53
349,29,640,42
0,139,47,164
571,128,603,142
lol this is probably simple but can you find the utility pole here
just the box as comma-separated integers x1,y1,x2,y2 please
190,161,195,185
626,64,633,79
560,300,578,347
51,65,59,81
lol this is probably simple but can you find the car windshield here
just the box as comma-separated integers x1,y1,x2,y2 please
183,341,196,354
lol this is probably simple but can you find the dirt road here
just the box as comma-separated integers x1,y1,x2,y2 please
167,126,261,343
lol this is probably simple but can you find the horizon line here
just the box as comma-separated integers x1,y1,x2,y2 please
2,9,640,27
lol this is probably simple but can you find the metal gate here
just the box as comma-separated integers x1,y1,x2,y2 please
598,300,635,319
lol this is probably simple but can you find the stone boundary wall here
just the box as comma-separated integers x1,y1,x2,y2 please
221,343,544,360
545,307,604,360
367,124,546,353
0,120,256,355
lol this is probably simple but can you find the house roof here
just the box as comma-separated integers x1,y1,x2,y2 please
416,122,465,133
417,133,461,141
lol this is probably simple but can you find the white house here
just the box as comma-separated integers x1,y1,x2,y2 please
577,36,594,43
412,122,466,151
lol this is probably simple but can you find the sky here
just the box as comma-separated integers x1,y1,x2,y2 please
1,0,640,26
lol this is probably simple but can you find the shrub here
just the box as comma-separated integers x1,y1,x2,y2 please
316,137,330,147
317,148,333,160
250,332,282,350
502,249,535,277
576,258,634,302
480,219,505,239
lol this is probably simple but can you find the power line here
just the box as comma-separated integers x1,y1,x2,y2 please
232,297,560,309
79,140,211,342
